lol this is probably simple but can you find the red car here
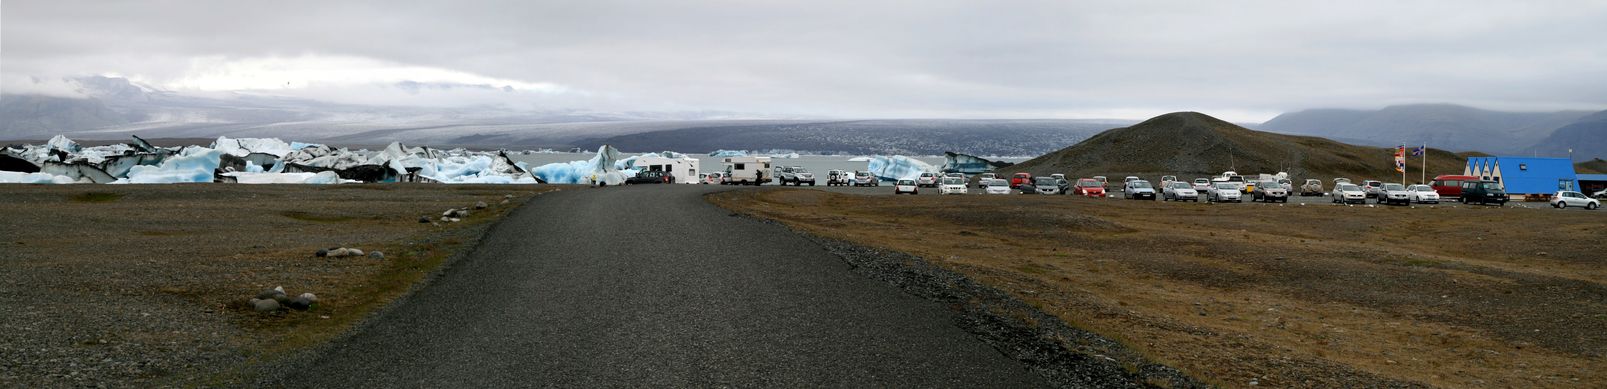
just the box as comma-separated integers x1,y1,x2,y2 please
1009,172,1033,189
1074,178,1106,197
1430,175,1479,198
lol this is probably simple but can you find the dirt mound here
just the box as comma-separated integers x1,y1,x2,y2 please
1009,112,1471,182
1577,158,1607,174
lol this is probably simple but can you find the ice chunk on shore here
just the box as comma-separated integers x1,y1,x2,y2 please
214,136,294,158
708,150,747,157
0,171,77,184
533,145,627,185
119,147,223,184
865,155,936,181
47,135,80,153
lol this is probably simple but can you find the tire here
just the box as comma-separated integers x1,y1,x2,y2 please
1589,202,1599,210
1555,202,1563,209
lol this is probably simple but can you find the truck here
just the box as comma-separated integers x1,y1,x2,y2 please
721,156,772,185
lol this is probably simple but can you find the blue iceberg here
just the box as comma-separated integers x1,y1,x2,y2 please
865,155,936,181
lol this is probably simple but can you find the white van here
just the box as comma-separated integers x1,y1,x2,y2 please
722,156,773,185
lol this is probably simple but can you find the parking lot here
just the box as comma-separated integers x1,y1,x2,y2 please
774,182,1599,213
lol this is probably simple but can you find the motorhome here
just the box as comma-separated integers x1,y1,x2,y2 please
722,156,773,185
632,153,701,184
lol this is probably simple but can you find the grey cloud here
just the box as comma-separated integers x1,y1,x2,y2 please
3,0,1605,121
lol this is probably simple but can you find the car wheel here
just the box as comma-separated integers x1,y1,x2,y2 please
1588,202,1599,210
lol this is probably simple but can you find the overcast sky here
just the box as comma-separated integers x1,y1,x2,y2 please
4,0,1605,122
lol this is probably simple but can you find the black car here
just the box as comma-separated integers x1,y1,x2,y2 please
626,170,669,184
1458,180,1508,205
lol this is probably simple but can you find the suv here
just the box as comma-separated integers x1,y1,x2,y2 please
853,171,879,186
1299,179,1324,196
1459,180,1508,206
1252,180,1289,202
825,169,852,186
1361,180,1384,198
1375,183,1411,205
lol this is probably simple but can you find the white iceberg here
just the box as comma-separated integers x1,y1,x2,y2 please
0,171,77,184
847,156,872,162
119,147,224,184
865,155,936,181
708,150,747,157
533,145,629,185
214,136,294,158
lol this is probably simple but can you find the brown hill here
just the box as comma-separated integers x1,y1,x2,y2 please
1577,158,1607,174
1009,112,1469,183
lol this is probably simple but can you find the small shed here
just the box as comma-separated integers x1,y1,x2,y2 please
1463,156,1578,195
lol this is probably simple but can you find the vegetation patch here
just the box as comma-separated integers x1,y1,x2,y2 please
69,191,126,203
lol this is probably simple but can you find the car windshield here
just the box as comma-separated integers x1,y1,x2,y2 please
1130,181,1152,188
1215,183,1236,189
943,178,964,185
1034,177,1057,185
794,168,809,173
1480,182,1501,190
920,173,934,177
1194,179,1209,184
1170,182,1191,189
1259,182,1278,188
856,172,870,177
1383,183,1405,191
1411,185,1433,192
988,179,1008,187
1079,179,1099,186
1337,184,1360,191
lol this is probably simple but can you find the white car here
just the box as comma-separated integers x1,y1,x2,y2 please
940,177,968,195
894,179,919,195
703,172,724,185
985,179,1013,194
976,173,997,188
1161,175,1178,187
1162,182,1198,202
1123,180,1157,200
1552,191,1600,210
1331,183,1366,204
916,172,940,188
1192,178,1212,192
1376,183,1411,205
1594,188,1607,199
1407,184,1440,204
1207,182,1241,203
1123,176,1140,185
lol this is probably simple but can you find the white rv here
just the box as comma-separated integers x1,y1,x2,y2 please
722,156,773,185
632,154,701,184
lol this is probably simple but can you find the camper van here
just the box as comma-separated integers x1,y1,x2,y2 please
722,156,773,185
632,154,701,184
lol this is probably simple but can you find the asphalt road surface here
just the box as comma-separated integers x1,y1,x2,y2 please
282,184,1045,387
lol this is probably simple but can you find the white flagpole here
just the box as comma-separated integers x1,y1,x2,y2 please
1421,144,1427,184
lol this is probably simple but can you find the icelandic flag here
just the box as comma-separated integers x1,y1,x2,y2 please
1411,145,1424,156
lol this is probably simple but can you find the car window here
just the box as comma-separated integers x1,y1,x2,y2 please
943,178,964,185
1383,184,1405,191
1130,181,1151,188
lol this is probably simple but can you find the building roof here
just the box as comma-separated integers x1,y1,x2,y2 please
1577,174,1607,182
1467,156,1578,194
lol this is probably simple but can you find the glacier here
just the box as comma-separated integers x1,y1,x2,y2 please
865,155,936,181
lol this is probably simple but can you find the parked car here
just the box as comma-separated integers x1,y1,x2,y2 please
1407,184,1440,204
1162,181,1198,202
916,172,940,188
1093,176,1109,189
940,177,968,195
1050,173,1066,180
894,179,919,195
1376,183,1411,205
1333,178,1352,185
1240,180,1257,194
626,170,669,184
703,172,724,185
1299,179,1324,196
1252,180,1289,202
1595,188,1607,199
825,169,852,186
1122,180,1156,200
1430,175,1479,199
1032,177,1066,195
1459,180,1508,205
1207,182,1242,203
985,179,1013,195
853,171,880,186
1331,183,1366,204
1277,178,1293,191
1010,172,1033,189
1192,178,1212,192
1361,180,1384,198
1074,178,1106,197
1123,176,1140,185
1161,175,1179,187
976,173,998,188
773,166,815,186
1551,190,1600,209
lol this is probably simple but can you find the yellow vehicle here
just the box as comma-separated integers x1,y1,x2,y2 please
1241,181,1257,194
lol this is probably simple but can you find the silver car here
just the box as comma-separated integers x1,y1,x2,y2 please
1331,183,1366,204
1162,181,1198,202
1408,184,1440,204
1376,183,1411,205
1123,180,1157,200
1207,182,1242,203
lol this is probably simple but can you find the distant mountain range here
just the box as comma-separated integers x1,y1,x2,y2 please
1257,104,1601,158
1010,111,1473,181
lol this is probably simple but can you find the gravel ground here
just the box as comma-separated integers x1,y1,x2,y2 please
0,184,544,387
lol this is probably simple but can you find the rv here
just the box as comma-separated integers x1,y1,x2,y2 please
631,154,701,184
722,156,773,185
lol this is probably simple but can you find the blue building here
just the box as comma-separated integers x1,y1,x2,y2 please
1463,157,1577,195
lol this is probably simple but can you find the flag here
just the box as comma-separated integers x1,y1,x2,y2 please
1394,145,1406,173
1411,145,1424,156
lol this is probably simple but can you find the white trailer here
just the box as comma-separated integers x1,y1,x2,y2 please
632,154,701,184
722,156,772,185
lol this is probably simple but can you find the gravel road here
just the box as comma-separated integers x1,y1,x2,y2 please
275,184,1046,387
